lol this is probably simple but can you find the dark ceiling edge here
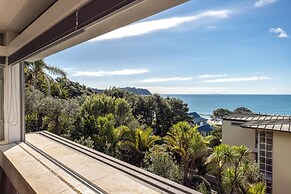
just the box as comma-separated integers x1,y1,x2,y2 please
8,0,136,65
19,0,59,34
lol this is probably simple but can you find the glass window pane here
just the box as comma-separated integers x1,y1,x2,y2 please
267,138,272,144
266,165,272,172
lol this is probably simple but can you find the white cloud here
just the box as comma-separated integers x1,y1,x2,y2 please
144,86,232,94
254,0,278,8
140,77,192,83
204,76,272,83
269,27,289,38
72,69,148,77
144,86,291,94
90,10,231,41
199,74,230,78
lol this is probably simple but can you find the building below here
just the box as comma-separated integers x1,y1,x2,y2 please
222,113,291,194
189,112,213,134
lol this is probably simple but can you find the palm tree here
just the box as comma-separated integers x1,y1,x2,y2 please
208,144,234,193
247,182,266,194
25,59,66,93
209,144,264,194
164,121,207,186
116,127,160,166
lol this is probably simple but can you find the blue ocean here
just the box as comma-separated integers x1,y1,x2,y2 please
162,95,291,116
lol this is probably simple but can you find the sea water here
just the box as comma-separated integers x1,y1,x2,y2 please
162,94,291,116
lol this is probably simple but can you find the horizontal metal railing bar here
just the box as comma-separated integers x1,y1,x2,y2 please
24,140,107,194
38,131,197,194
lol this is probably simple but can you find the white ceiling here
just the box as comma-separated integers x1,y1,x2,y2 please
0,0,56,32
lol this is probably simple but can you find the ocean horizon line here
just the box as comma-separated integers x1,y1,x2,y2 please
160,93,291,96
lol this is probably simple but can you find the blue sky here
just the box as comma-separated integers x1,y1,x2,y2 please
46,0,291,94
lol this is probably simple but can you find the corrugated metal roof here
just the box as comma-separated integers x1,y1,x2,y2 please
224,113,291,133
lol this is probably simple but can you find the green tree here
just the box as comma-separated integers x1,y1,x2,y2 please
25,87,45,132
40,96,80,135
247,182,266,194
164,121,207,186
81,94,116,118
52,77,96,99
144,145,183,183
115,98,133,126
212,108,232,120
116,127,160,166
152,95,192,136
75,136,94,149
209,144,234,193
209,144,264,194
94,114,118,154
25,59,66,93
233,107,253,114
191,175,211,194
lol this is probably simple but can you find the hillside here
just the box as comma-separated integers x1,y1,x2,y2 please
92,87,151,95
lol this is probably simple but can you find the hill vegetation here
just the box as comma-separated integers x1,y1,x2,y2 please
24,59,265,194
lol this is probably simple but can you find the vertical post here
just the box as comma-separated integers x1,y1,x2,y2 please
19,62,25,141
0,65,4,141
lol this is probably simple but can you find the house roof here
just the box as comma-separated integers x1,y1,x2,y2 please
224,113,291,133
189,112,207,123
198,124,213,133
188,112,201,118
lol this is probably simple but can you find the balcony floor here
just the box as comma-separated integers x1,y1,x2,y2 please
0,131,198,194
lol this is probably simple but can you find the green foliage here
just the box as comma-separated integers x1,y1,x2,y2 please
209,144,264,194
25,87,45,132
25,59,66,94
233,107,253,114
94,114,118,154
81,94,116,118
25,87,81,134
115,98,133,126
144,145,183,183
116,127,160,166
164,121,207,186
212,107,253,120
80,95,134,128
197,182,211,194
247,182,266,194
151,95,192,136
210,125,222,139
52,77,96,99
103,88,133,99
24,60,267,193
74,136,94,149
212,108,232,120
191,175,211,194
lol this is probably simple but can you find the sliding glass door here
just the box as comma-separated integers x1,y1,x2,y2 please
0,67,3,140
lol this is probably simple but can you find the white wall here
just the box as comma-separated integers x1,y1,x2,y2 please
222,120,256,152
272,132,291,194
